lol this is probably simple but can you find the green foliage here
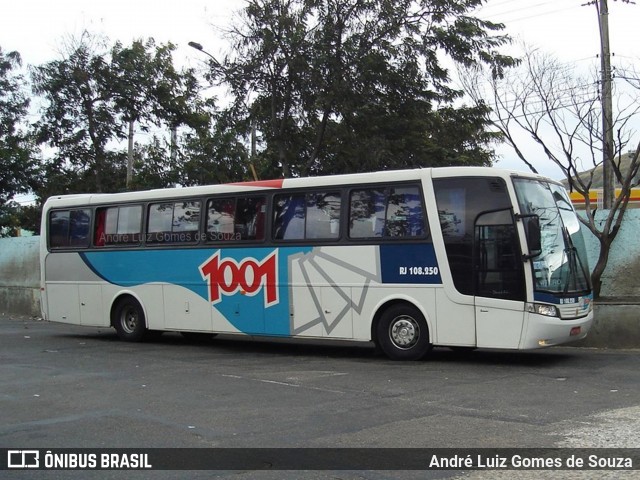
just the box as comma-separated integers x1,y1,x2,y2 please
218,0,515,177
3,1,518,234
111,39,208,131
178,109,252,186
31,35,121,193
0,47,41,236
30,33,216,199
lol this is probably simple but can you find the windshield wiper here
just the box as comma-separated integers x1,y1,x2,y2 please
561,226,589,293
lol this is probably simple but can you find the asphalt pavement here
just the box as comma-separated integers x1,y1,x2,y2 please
1,315,639,479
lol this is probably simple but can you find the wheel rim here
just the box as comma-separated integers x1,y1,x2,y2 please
389,315,420,350
120,307,139,334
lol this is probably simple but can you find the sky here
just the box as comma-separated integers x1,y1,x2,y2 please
1,0,639,181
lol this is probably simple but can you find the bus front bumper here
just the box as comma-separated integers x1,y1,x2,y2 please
520,311,594,349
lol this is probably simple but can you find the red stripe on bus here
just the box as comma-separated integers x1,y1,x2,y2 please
230,179,284,188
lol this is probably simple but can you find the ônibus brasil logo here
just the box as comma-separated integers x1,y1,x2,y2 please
199,250,278,307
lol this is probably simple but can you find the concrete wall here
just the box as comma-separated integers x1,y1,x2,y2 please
574,209,640,348
581,209,640,298
579,301,640,349
0,236,41,317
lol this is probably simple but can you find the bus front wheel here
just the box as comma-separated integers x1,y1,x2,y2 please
376,304,431,361
112,297,147,342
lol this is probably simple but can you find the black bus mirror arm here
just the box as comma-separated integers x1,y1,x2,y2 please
515,213,542,261
522,251,542,261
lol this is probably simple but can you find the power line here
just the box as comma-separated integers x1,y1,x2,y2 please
476,0,580,23
478,0,572,14
497,5,580,23
482,1,572,18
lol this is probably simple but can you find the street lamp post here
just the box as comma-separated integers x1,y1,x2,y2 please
188,41,223,68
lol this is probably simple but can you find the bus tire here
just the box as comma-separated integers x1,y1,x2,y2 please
112,297,147,342
376,304,431,360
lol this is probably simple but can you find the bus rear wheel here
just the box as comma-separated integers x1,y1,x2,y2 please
112,297,147,342
376,304,431,360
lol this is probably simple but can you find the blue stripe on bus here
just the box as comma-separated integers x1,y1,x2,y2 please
80,247,312,336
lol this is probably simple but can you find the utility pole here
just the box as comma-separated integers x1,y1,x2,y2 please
587,0,636,208
598,0,615,209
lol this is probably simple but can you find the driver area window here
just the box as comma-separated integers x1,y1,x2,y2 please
434,177,525,301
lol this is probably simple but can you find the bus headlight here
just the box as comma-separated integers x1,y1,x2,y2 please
527,303,559,317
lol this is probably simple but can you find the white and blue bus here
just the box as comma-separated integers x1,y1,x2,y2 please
40,168,593,360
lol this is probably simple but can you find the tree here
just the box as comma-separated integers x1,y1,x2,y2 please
110,39,161,189
462,48,640,298
0,47,40,236
110,39,211,188
31,33,119,194
213,0,515,178
178,108,253,186
31,33,216,199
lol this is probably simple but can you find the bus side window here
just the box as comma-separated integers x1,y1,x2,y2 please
69,209,91,247
306,192,341,239
147,203,174,243
273,194,305,240
148,201,200,244
385,187,425,238
207,198,236,242
173,201,200,240
236,197,266,241
49,209,91,249
349,189,386,239
49,210,70,248
94,209,106,246
434,178,516,298
96,205,142,245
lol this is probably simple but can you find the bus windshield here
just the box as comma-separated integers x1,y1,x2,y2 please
513,178,591,295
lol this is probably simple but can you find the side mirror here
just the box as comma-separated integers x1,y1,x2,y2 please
524,216,542,259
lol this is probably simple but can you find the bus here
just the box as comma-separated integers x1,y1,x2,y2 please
40,167,593,360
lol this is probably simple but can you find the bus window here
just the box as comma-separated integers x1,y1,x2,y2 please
148,201,200,244
306,192,341,239
49,210,70,248
434,177,522,298
273,192,340,241
69,209,91,247
349,189,386,238
385,186,425,238
207,196,266,242
475,209,525,301
148,203,174,235
173,202,200,233
207,198,235,240
95,205,142,246
349,186,425,240
273,194,306,240
48,209,91,249
236,197,266,241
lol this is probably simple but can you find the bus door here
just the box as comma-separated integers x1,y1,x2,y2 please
473,209,526,348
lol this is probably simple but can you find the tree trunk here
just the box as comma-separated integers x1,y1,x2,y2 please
591,234,612,299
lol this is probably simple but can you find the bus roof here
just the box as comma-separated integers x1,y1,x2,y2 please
42,166,550,209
